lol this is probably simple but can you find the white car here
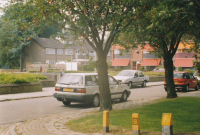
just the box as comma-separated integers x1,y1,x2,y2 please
53,73,131,107
193,71,200,80
113,70,149,88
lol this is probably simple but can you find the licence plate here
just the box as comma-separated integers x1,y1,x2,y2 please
63,88,73,92
174,81,178,84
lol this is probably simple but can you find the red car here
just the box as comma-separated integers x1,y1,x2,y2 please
164,72,199,92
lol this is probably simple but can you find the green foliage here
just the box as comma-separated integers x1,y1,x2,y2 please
178,67,183,71
67,97,200,133
139,66,144,71
0,73,47,84
183,69,194,74
82,64,94,71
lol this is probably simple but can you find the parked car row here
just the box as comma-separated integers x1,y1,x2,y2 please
53,70,150,107
53,70,199,107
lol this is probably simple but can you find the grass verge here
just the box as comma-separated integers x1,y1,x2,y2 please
66,97,200,135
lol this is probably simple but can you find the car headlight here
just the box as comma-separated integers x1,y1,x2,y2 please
121,80,126,83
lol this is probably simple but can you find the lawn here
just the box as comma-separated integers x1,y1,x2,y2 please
66,97,200,135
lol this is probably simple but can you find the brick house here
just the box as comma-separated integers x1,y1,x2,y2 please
111,44,163,70
173,43,195,71
22,38,112,70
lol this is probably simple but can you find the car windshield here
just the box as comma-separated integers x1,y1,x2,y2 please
57,75,83,86
174,73,183,79
117,71,133,76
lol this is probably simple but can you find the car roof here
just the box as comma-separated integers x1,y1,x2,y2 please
120,70,141,72
174,71,190,74
63,73,98,76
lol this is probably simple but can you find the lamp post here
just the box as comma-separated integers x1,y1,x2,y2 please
70,50,73,71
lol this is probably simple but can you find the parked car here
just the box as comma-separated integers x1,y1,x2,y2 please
164,72,199,92
113,70,149,89
53,73,131,107
193,71,200,80
152,68,165,72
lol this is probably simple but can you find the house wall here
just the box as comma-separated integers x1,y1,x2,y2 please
23,41,45,70
130,45,143,70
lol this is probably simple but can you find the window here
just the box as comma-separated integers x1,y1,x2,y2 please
83,50,88,55
114,49,120,54
85,76,98,86
109,76,118,85
46,48,55,54
134,72,138,77
76,49,80,55
65,49,73,55
89,50,94,56
57,49,63,55
46,60,55,64
139,72,144,77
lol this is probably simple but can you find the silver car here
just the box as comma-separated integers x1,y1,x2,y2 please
113,70,149,88
53,73,131,107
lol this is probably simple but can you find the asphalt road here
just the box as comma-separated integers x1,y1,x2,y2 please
0,85,197,125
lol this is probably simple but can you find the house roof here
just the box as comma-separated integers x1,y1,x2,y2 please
111,59,130,66
34,38,65,49
174,58,195,67
178,43,194,49
141,59,161,66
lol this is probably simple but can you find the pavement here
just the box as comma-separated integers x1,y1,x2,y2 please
0,81,200,135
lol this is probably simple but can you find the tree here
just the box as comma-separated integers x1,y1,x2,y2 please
116,0,200,98
0,20,20,68
12,0,140,110
0,3,62,70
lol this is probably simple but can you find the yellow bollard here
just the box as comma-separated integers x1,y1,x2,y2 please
162,113,173,135
132,113,140,135
103,111,109,132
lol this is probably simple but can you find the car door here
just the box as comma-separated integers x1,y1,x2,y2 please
132,72,139,86
85,75,98,95
189,73,197,88
138,71,145,85
109,76,121,99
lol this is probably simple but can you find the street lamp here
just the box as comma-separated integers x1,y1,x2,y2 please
69,50,73,71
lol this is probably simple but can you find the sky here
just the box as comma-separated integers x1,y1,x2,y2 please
0,0,9,15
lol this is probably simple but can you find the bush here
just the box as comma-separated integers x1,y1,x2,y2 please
0,73,47,84
82,64,94,71
178,67,183,71
29,70,39,73
139,66,144,71
183,69,194,74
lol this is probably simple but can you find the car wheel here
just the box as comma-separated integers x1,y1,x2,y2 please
91,94,100,107
184,85,189,92
62,101,71,105
128,82,132,89
142,81,146,87
195,84,199,91
120,91,128,102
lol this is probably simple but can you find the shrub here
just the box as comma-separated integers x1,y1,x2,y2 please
183,69,194,74
82,64,94,71
0,73,47,84
178,67,183,71
139,66,144,71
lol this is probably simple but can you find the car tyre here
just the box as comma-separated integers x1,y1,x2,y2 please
142,81,146,87
184,85,189,92
195,84,199,91
91,94,100,107
62,101,71,105
120,91,128,102
128,82,132,89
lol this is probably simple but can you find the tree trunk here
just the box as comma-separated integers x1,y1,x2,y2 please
96,52,112,111
164,54,178,98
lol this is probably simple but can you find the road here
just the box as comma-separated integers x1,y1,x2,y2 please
0,85,197,125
